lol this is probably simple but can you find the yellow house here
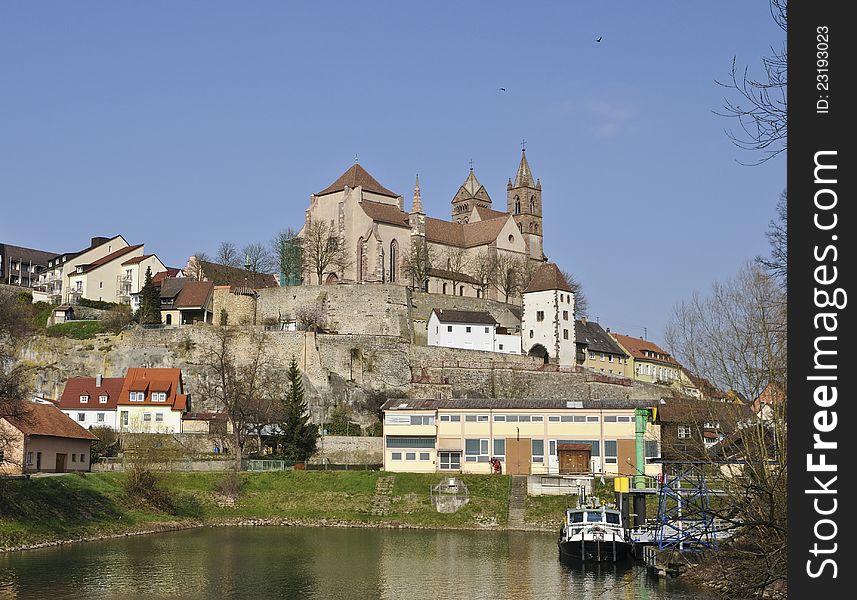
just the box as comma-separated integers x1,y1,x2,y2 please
380,398,661,477
574,318,631,378
116,368,189,434
610,333,685,386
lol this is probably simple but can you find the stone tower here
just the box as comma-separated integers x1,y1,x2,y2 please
408,175,429,290
451,167,492,223
507,149,543,260
521,262,576,366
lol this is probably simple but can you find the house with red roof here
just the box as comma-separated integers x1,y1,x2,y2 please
58,374,125,430
116,368,190,433
1,400,99,474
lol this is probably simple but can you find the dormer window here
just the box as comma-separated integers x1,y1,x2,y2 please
99,395,108,404
76,266,83,273
79,395,89,403
130,391,145,402
152,392,167,402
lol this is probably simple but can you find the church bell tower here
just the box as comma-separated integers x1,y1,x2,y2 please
507,147,543,260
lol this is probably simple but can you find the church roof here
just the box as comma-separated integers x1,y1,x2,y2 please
460,170,484,197
425,215,511,248
524,262,573,293
471,205,508,221
513,150,537,188
317,164,399,198
360,200,410,227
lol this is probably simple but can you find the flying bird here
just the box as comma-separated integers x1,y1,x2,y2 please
595,36,602,42
498,87,507,92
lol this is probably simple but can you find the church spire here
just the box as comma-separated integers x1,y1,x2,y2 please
514,148,535,188
412,174,423,214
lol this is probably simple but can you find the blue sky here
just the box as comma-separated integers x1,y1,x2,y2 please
0,1,785,345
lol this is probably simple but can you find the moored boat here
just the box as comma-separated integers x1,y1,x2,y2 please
557,506,630,562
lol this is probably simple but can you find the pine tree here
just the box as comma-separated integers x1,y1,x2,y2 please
279,357,318,461
139,267,161,324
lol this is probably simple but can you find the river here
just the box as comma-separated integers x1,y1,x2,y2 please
0,527,715,599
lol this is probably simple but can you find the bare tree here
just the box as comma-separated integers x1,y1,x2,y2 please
756,190,787,286
198,325,281,471
469,250,497,297
242,242,275,275
441,247,470,294
400,241,435,291
494,253,525,303
185,253,210,281
295,303,328,333
217,242,242,268
271,228,303,286
716,0,786,165
301,220,351,285
0,289,34,467
560,269,589,318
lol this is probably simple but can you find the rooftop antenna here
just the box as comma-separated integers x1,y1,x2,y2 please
644,327,647,340
521,139,527,152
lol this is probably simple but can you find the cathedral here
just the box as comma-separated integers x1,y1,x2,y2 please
300,150,547,301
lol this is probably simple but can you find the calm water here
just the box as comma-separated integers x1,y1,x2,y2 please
0,527,714,599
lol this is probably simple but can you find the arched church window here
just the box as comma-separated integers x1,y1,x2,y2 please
459,286,464,296
357,237,365,282
518,223,523,233
534,223,539,234
443,283,448,294
389,239,399,283
514,196,521,214
530,196,536,213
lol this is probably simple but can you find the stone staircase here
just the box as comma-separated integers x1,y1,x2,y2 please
370,475,396,516
507,475,527,530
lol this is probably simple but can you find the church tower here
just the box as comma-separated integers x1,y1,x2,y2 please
507,149,543,260
451,166,492,223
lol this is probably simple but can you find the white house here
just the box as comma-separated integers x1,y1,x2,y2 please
428,308,518,353
57,374,124,430
521,262,576,366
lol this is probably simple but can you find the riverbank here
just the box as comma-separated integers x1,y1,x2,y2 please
0,471,575,553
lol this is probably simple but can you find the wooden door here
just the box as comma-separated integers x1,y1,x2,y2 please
55,453,66,473
559,450,590,474
505,438,531,475
617,439,637,476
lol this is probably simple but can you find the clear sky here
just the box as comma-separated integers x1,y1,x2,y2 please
0,1,785,346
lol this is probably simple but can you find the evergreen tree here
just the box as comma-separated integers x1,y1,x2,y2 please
139,267,161,324
279,357,318,461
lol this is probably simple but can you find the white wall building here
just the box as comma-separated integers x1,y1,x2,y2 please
428,308,518,354
57,375,124,430
521,263,576,366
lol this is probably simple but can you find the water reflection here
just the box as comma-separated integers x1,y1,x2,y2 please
0,527,713,600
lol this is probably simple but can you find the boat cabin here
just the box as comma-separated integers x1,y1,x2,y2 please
564,508,624,531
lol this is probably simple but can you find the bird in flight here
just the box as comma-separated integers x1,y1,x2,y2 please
498,87,507,92
595,36,602,42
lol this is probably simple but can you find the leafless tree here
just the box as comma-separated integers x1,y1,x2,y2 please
400,241,435,291
0,289,33,466
197,325,281,471
716,0,786,165
560,269,589,318
185,253,210,281
271,228,303,285
301,220,351,285
469,250,497,297
756,190,787,287
217,242,242,268
441,247,471,294
494,253,526,303
242,242,275,275
295,303,328,333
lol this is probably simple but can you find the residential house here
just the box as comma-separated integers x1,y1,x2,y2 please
427,308,519,354
159,278,214,326
653,397,752,460
609,333,688,386
1,400,99,474
521,262,576,365
66,245,167,305
574,318,630,377
116,368,189,433
752,382,785,423
0,242,56,288
57,374,124,430
34,235,129,304
380,398,661,476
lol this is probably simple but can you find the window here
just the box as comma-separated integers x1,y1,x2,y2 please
447,325,452,332
439,414,461,422
477,415,489,422
484,327,489,333
563,329,569,340
506,415,518,422
439,451,461,470
604,415,618,422
617,416,633,422
99,395,108,404
410,415,435,425
152,392,167,402
155,413,164,422
26,452,33,464
97,413,105,422
677,426,692,439
532,416,543,422
529,330,533,338
466,326,471,333
560,415,573,422
391,452,402,460
419,452,430,461
385,414,411,425
499,344,504,350
459,286,464,296
99,281,103,289
548,416,560,422
77,413,85,422
143,413,152,421
536,311,544,322
586,416,599,422
600,353,605,361
589,351,595,360
79,395,89,403
531,439,544,463
405,452,416,461
493,415,506,422
130,391,144,402
572,415,586,422
645,441,660,462
465,439,489,462
563,311,569,320
609,355,614,362
493,439,505,457
604,440,618,464
518,415,531,422
386,436,436,448
442,283,448,294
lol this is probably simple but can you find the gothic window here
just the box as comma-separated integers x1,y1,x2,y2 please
389,239,399,283
442,283,448,294
514,196,521,214
530,196,536,213
534,223,539,234
379,248,385,283
464,217,469,223
459,286,464,296
357,237,365,282
529,223,534,233
518,223,523,233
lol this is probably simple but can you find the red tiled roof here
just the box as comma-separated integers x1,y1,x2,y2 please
174,281,214,309
359,200,410,227
118,368,186,411
472,205,508,221
73,245,143,274
425,215,511,248
198,260,278,289
317,164,399,198
524,262,572,293
3,402,99,440
153,268,182,286
58,377,125,410
121,254,153,265
610,333,680,366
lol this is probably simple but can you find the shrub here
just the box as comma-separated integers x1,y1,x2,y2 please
77,298,119,311
102,304,134,333
45,321,104,339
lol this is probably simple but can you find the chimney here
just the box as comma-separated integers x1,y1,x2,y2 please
90,236,109,248
606,327,610,333
96,374,102,387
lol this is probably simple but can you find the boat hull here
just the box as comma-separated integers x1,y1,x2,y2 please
558,538,630,562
